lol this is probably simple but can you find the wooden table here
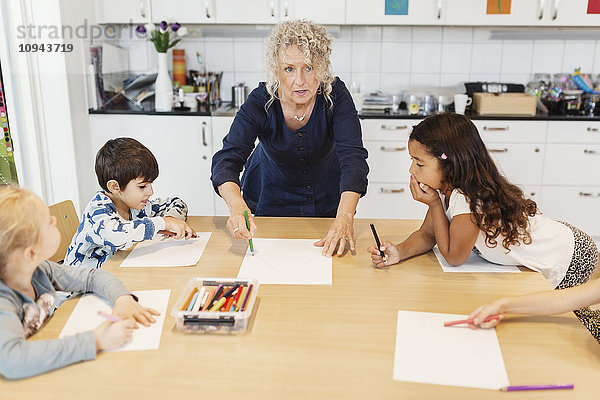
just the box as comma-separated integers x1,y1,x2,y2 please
2,217,599,399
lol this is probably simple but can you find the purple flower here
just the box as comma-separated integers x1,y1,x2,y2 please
171,22,180,32
159,21,168,31
135,25,146,34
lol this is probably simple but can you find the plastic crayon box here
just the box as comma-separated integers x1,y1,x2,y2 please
171,277,259,334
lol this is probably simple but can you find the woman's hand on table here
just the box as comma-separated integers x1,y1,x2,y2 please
367,241,400,268
227,206,257,240
468,301,505,329
112,295,160,328
314,214,355,257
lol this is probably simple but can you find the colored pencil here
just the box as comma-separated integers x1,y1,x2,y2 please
240,284,254,311
181,287,198,311
209,297,227,312
191,287,206,312
243,210,255,255
97,310,121,323
500,384,574,392
443,314,500,327
235,286,248,311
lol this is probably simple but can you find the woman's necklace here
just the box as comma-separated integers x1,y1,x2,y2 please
294,113,306,122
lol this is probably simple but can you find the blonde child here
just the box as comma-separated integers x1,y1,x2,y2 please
0,186,160,379
65,137,196,270
367,113,598,337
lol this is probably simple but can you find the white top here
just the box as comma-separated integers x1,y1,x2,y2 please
441,189,574,288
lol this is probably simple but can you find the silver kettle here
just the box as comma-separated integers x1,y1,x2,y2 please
232,83,249,108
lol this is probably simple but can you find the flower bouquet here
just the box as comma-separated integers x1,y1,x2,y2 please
136,21,188,111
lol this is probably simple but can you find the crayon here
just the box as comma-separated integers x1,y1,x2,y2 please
240,284,254,311
97,310,121,323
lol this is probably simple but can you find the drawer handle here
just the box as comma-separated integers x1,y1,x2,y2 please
437,0,443,19
379,146,406,152
552,0,559,20
483,126,509,131
579,192,600,198
537,0,544,20
381,125,408,131
488,148,508,153
205,3,211,18
201,121,208,146
379,188,405,194
587,127,600,132
584,149,598,154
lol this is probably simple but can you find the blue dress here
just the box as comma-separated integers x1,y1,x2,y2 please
211,78,369,217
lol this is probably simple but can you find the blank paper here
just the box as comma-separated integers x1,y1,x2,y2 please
236,238,332,285
59,290,170,352
393,310,509,390
433,247,521,273
120,232,211,267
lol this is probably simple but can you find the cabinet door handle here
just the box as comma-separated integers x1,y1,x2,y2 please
488,148,508,153
205,2,211,18
437,0,443,20
579,192,600,198
270,1,276,17
584,149,598,154
381,124,408,131
537,0,545,20
483,126,509,131
379,187,405,194
283,1,289,17
379,146,406,152
202,121,208,146
139,0,146,18
587,127,600,132
552,0,559,20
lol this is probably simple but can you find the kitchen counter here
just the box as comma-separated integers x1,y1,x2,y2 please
359,110,600,121
90,107,600,121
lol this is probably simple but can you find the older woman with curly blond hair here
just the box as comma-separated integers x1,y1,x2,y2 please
211,19,369,257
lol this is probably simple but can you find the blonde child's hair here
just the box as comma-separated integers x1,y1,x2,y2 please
0,186,44,274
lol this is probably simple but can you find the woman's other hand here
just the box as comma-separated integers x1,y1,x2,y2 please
314,214,354,257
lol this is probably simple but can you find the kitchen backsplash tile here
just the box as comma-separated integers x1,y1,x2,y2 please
562,41,596,73
440,43,472,74
351,42,382,73
111,26,600,101
500,41,534,74
381,42,411,73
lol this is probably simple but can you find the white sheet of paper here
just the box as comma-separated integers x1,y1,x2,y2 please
236,238,332,285
432,247,521,273
120,232,212,267
393,310,509,390
59,290,170,352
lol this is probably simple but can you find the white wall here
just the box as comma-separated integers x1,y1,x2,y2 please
109,25,600,98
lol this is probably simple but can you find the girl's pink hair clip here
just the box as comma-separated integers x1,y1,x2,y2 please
440,153,448,160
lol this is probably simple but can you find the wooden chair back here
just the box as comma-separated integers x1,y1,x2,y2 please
48,200,79,263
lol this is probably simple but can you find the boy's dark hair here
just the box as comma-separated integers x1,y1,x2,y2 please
95,137,159,192
410,113,538,251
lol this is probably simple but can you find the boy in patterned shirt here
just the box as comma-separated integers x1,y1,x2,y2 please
65,137,196,272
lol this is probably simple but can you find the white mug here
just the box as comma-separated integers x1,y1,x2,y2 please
454,94,472,115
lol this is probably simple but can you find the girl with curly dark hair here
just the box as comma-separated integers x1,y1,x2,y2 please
368,113,597,292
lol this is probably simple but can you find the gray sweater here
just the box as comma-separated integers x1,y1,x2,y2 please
0,261,132,379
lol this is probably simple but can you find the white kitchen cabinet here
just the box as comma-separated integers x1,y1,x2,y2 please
94,0,151,24
211,116,236,216
445,0,546,26
540,121,600,235
541,0,600,26
215,0,344,24
472,120,547,187
215,0,279,24
359,118,425,219
540,186,600,236
151,0,215,24
89,114,215,216
346,0,445,25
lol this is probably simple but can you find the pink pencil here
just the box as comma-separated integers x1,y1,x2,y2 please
443,314,500,327
97,310,121,323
